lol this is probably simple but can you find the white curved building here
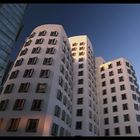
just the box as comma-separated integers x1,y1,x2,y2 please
69,36,99,136
0,24,73,136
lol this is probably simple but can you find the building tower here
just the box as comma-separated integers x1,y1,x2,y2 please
96,57,140,136
0,24,73,136
0,4,29,85
69,35,99,136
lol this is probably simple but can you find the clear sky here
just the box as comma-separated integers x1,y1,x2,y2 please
11,4,140,85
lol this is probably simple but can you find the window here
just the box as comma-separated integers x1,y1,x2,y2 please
112,96,117,102
15,58,23,67
116,61,121,66
79,47,85,50
138,126,140,134
101,73,105,79
0,118,3,130
26,119,39,132
132,94,137,100
79,58,84,62
48,39,57,45
122,103,128,110
77,87,83,94
111,87,116,93
104,129,110,136
108,64,112,69
136,115,140,122
23,69,34,78
32,47,41,54
13,99,25,110
102,89,107,95
119,76,124,82
72,43,78,46
61,110,66,121
113,116,119,123
58,76,63,87
20,48,28,56
104,118,109,125
78,71,83,76
38,30,46,36
31,100,43,111
103,98,107,104
29,32,36,38
125,126,131,134
35,38,44,44
89,123,92,132
89,110,92,119
76,109,83,116
56,89,62,101
43,57,53,65
127,69,131,74
0,99,9,111
126,62,130,67
51,123,58,136
114,127,120,135
59,127,64,136
77,98,83,104
75,121,82,130
4,84,14,94
102,81,106,87
60,64,64,74
18,82,30,93
100,66,104,72
9,70,19,79
110,79,115,84
78,79,83,84
130,85,135,91
118,68,123,74
24,40,32,47
63,95,67,105
109,71,114,76
121,94,127,100
27,57,38,65
36,83,47,93
54,105,61,117
79,52,85,56
50,31,58,36
80,42,85,45
124,114,130,122
46,48,55,54
120,85,125,91
40,69,50,78
134,104,139,111
72,47,76,51
112,105,118,112
78,64,84,69
7,118,20,131
104,107,108,114
129,77,133,83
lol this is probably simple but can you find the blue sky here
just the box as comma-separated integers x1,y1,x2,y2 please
11,4,140,85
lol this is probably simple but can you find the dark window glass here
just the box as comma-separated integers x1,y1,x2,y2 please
122,103,128,110
36,83,47,93
76,109,83,116
13,99,25,110
31,100,43,111
0,99,9,111
75,121,82,130
124,114,130,122
4,84,14,94
51,123,58,136
9,70,19,79
18,83,30,93
125,126,131,134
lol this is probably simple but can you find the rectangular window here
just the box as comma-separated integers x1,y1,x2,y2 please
112,96,117,102
100,66,104,72
126,62,130,67
56,89,62,101
24,40,32,47
23,69,34,78
124,114,130,122
50,31,58,36
18,82,30,93
13,99,25,110
109,71,114,76
29,32,36,38
79,47,85,50
72,43,78,46
54,105,61,117
129,77,133,83
0,99,9,111
104,118,109,125
102,89,107,95
79,58,84,62
15,58,23,67
4,84,14,94
76,109,83,116
132,94,137,100
78,79,84,85
116,61,121,66
110,79,115,84
104,129,110,136
101,73,105,79
121,93,127,100
112,105,118,112
120,85,125,91
114,127,120,135
125,126,131,134
122,103,128,110
111,87,116,93
26,119,39,132
119,76,124,82
38,30,47,36
78,64,84,69
61,110,66,121
89,123,92,132
58,76,63,87
130,85,135,91
77,98,83,104
75,121,82,130
103,98,107,104
79,52,85,56
40,69,50,78
118,68,123,74
7,118,20,131
9,70,19,79
134,104,139,111
77,87,83,94
46,48,55,54
20,48,28,56
113,116,119,123
102,81,106,87
127,69,131,74
108,64,112,69
35,38,44,44
136,115,140,122
36,83,47,93
31,99,43,111
104,107,108,114
48,39,57,45
51,123,58,136
27,57,38,65
78,71,83,76
43,57,53,65
31,47,41,54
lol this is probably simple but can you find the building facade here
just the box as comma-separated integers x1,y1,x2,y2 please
96,57,140,136
0,4,28,85
69,36,99,136
0,24,73,136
